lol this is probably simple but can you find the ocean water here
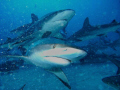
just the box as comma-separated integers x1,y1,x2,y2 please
0,0,120,90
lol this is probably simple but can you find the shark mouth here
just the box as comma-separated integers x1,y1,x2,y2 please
45,56,72,63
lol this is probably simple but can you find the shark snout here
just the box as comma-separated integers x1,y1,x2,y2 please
53,9,75,22
62,9,75,20
79,50,87,58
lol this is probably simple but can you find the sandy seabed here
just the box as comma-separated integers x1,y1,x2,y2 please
1,62,117,90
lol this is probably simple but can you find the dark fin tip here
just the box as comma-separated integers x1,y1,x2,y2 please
97,34,105,36
116,30,120,33
19,84,26,90
41,31,52,38
74,38,82,42
111,19,117,24
117,67,120,75
31,13,38,23
57,77,71,89
83,17,92,28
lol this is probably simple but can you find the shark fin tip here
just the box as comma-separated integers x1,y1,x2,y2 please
117,67,120,75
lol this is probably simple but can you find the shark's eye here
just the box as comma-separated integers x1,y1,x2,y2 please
53,44,56,49
63,49,67,51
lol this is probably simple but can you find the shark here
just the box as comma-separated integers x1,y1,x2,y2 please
0,9,75,50
67,17,120,42
10,13,38,36
0,44,87,89
102,75,120,90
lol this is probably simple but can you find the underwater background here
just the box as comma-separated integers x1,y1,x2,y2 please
0,0,120,90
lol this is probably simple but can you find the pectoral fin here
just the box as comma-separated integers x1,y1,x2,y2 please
47,68,71,89
19,84,26,90
54,33,64,39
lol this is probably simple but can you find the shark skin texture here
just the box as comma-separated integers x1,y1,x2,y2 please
0,9,75,51
102,75,120,90
67,17,120,42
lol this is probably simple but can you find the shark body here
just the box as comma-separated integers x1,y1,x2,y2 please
67,17,120,42
1,44,87,89
102,75,120,90
10,13,39,36
0,9,75,50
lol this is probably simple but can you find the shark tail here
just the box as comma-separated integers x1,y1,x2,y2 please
0,55,28,61
47,68,71,89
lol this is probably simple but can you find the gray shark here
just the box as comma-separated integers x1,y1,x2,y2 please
0,44,87,89
0,9,75,50
10,13,38,36
102,75,120,90
0,13,38,49
67,17,120,42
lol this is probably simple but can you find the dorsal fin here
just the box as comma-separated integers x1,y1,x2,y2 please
111,19,117,24
5,37,12,43
83,17,92,28
31,13,38,23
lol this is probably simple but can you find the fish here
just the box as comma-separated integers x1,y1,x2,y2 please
0,44,87,89
0,13,38,49
15,9,75,45
10,13,38,36
67,17,120,42
102,75,120,90
0,9,75,50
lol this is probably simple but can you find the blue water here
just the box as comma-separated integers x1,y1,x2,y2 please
0,0,120,38
0,0,120,90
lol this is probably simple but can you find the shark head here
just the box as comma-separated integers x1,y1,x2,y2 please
29,44,87,64
36,9,75,31
49,9,75,22
102,75,120,89
0,44,85,89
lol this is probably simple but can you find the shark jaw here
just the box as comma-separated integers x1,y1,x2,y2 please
28,44,87,63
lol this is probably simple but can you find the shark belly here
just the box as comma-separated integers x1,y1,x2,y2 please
28,52,71,69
